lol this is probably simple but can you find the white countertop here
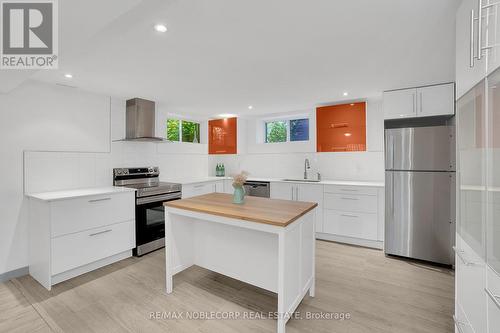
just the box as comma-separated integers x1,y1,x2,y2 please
161,176,229,185
460,185,500,192
163,176,384,187
25,186,136,202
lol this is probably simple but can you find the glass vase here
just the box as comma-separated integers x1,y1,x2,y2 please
233,185,245,204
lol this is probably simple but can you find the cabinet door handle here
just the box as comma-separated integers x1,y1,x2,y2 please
477,0,483,60
341,197,359,201
419,92,423,113
88,197,111,203
89,229,112,237
341,214,359,218
193,184,205,189
412,93,416,114
340,189,358,192
453,315,466,333
470,9,475,67
485,288,500,310
452,246,479,266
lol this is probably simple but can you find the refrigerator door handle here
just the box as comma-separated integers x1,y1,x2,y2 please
385,130,395,170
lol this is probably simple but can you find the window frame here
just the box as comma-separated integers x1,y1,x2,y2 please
263,117,310,144
166,118,201,144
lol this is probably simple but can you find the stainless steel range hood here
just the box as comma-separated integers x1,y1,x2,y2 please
118,98,166,142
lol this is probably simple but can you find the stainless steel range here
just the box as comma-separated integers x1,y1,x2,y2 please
113,167,181,256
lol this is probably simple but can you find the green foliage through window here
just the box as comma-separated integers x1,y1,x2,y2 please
266,121,287,143
167,119,180,141
182,121,200,143
166,119,200,143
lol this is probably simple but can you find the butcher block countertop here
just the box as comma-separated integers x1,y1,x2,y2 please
164,192,318,227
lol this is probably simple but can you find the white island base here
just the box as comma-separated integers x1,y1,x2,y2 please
164,206,316,333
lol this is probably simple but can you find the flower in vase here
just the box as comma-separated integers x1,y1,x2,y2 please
232,171,249,187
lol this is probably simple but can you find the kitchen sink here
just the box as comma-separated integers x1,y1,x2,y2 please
282,178,321,183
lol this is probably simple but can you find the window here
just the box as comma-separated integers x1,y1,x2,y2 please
166,119,180,141
166,119,200,143
266,121,287,143
290,118,309,141
181,121,200,143
265,118,309,143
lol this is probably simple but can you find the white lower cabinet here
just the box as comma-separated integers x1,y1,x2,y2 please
455,235,487,333
182,180,223,198
271,181,384,248
321,184,384,249
297,184,324,233
28,190,136,290
223,179,233,194
270,181,295,200
270,182,324,232
51,220,135,275
323,210,377,241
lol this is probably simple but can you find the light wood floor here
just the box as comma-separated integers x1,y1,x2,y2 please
0,241,454,333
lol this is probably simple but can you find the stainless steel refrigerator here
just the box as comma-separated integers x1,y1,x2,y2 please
385,125,456,265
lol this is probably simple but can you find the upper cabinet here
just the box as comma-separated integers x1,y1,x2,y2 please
208,117,237,154
417,84,455,117
316,102,366,152
383,88,417,119
383,83,454,120
456,0,487,99
455,0,500,99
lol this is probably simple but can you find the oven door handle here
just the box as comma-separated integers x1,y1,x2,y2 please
136,193,181,205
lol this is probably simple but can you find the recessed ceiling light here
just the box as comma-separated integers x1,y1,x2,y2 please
350,103,354,106
343,92,349,96
64,73,73,79
154,24,167,33
344,133,352,137
248,105,253,110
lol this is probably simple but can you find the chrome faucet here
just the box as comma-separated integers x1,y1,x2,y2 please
304,158,310,179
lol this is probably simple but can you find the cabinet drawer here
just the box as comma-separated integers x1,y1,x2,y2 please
323,210,377,240
324,185,378,196
182,182,216,199
51,220,135,275
50,192,135,237
324,193,377,213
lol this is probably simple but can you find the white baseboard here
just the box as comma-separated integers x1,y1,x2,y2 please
51,250,132,286
316,232,383,250
0,266,29,283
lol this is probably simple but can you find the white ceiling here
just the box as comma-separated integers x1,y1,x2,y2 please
3,0,459,116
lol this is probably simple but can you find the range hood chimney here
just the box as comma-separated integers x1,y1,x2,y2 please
121,98,165,142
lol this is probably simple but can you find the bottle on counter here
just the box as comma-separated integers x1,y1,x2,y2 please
221,164,225,177
216,163,220,177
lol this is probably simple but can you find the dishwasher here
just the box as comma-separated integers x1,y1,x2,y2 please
243,181,270,198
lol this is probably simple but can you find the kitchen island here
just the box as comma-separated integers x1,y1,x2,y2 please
164,192,317,333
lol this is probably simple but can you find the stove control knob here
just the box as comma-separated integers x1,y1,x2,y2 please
154,167,158,172
148,167,154,173
117,170,122,175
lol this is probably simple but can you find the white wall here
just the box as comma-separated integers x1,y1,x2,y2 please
0,80,208,276
208,99,385,181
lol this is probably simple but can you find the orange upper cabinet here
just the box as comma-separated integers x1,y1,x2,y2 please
316,102,366,152
209,117,237,154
